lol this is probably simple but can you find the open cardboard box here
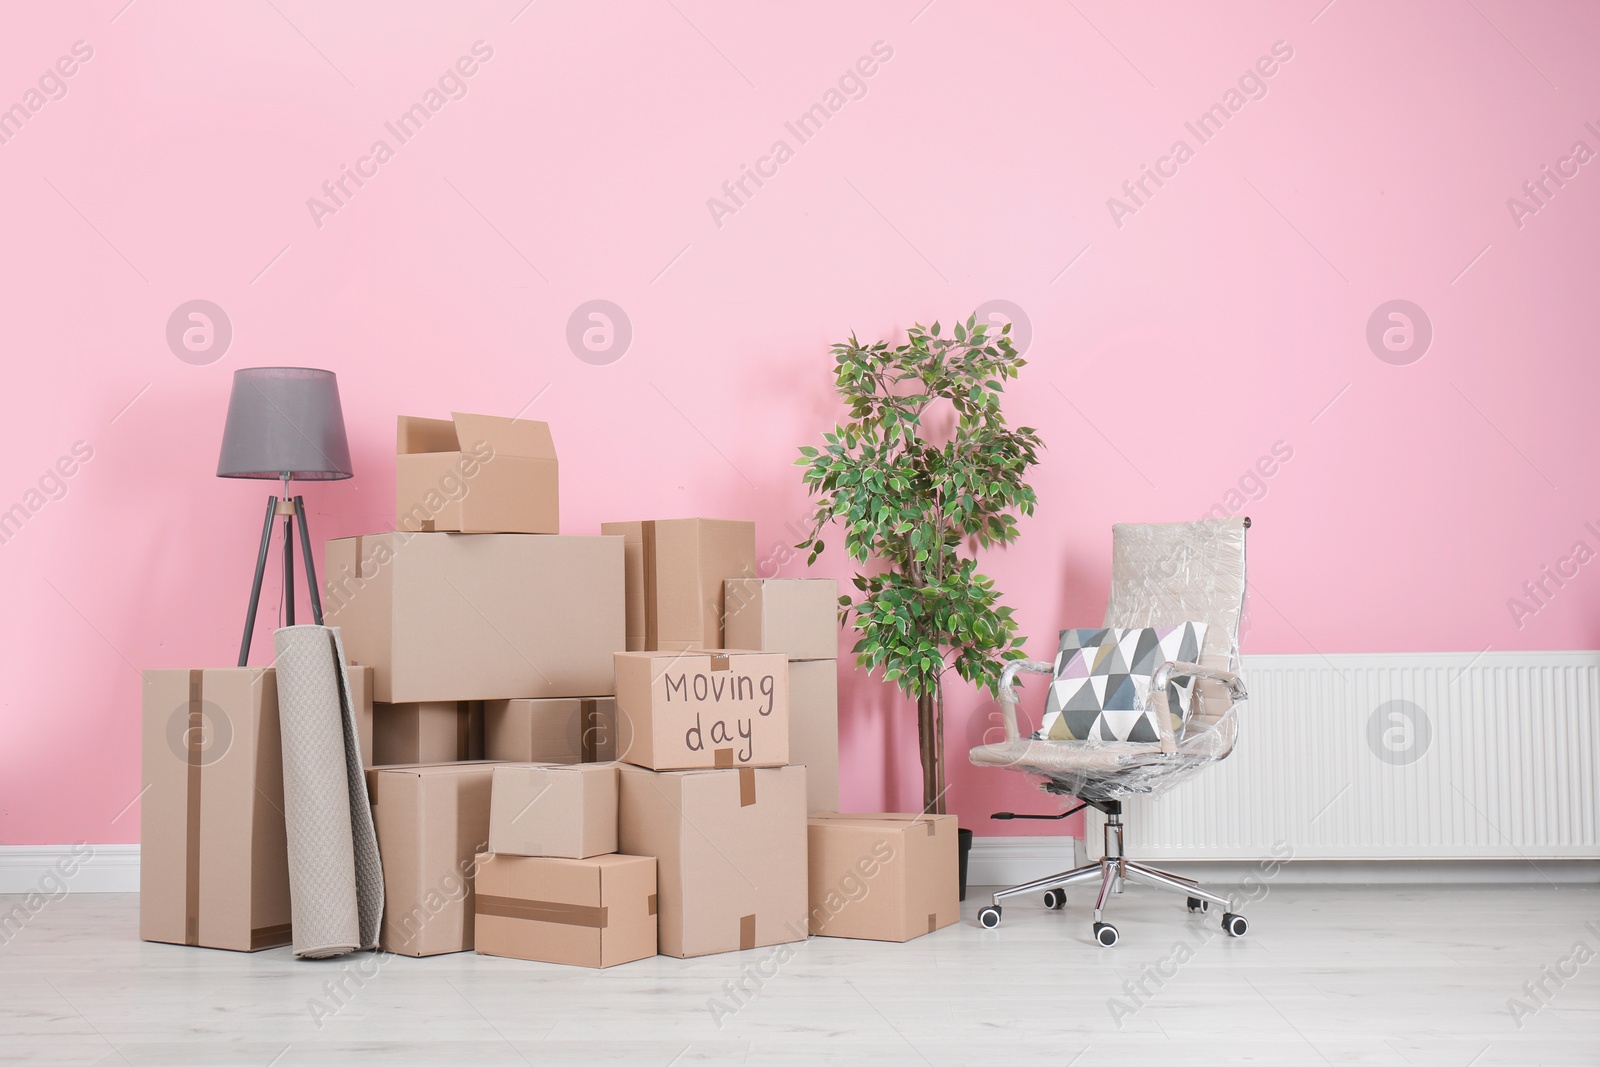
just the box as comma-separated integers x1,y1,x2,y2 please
396,412,557,534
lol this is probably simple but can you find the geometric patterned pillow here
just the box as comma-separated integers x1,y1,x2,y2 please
1035,623,1208,743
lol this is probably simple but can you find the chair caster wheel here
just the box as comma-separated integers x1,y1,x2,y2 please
1187,896,1208,913
1222,912,1248,937
1093,921,1119,947
978,906,1002,929
1043,889,1066,910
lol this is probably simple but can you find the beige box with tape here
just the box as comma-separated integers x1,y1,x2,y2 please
613,649,788,770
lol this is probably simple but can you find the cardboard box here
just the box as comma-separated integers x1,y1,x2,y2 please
373,700,483,766
396,412,558,534
600,518,755,651
723,579,839,661
366,761,503,956
474,852,657,968
614,649,789,770
806,813,960,942
488,763,618,859
618,764,808,958
140,668,291,952
484,697,616,764
789,660,839,813
324,532,625,703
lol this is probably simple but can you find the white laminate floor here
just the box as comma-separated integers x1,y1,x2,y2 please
1,884,1597,1065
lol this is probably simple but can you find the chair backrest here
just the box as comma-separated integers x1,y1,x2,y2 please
1102,518,1248,734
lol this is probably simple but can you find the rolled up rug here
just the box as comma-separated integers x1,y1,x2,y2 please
274,625,383,958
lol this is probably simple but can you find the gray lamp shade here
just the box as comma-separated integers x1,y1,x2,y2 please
216,367,353,480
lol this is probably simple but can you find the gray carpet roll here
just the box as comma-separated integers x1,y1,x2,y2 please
274,625,383,958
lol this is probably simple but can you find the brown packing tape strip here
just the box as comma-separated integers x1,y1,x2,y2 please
476,894,608,929
580,699,598,763
647,894,658,916
928,913,938,934
709,655,730,671
420,518,435,532
251,922,294,950
456,701,469,760
739,913,756,951
642,519,658,650
185,669,203,947
714,748,734,769
738,767,755,807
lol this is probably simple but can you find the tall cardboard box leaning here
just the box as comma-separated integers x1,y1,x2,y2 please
367,761,503,956
724,578,840,812
395,412,558,534
141,667,296,952
601,518,755,650
323,532,624,703
614,649,789,770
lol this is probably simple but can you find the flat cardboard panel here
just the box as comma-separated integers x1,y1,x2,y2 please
395,412,558,534
488,763,618,859
483,697,617,764
614,650,788,770
367,761,502,956
617,765,808,958
600,519,756,651
324,532,625,703
723,579,839,661
373,700,483,766
140,668,291,952
788,660,839,813
474,853,656,968
806,813,959,942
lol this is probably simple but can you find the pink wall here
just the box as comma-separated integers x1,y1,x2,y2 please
4,1,1598,845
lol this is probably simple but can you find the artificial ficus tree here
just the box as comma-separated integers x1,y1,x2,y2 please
797,316,1042,815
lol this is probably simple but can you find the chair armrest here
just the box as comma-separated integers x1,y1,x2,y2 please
997,659,1055,741
1152,661,1248,702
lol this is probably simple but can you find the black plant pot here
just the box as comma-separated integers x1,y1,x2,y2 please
957,827,974,901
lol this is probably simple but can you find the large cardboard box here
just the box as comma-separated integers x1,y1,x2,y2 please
614,650,788,770
324,532,625,703
806,813,960,942
366,761,503,956
474,852,657,968
600,518,755,651
373,700,483,766
484,697,616,764
396,412,558,534
488,763,618,859
789,660,840,813
618,764,808,958
140,668,291,952
723,578,839,660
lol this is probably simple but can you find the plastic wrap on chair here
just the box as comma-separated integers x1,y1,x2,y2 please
968,518,1248,804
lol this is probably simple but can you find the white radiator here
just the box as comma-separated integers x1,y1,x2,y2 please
1086,651,1600,861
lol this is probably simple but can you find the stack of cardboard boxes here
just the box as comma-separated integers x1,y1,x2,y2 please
139,411,958,966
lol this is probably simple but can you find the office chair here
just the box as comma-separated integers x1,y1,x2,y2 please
968,518,1250,946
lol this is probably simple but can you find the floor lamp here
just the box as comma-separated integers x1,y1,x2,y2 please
217,367,353,666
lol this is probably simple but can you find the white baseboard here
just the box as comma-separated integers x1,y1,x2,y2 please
0,845,140,894
966,838,1600,887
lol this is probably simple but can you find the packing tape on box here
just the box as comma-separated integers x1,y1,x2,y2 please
709,655,730,672
738,768,756,807
714,748,734,769
647,894,658,916
477,894,609,929
928,913,938,934
580,699,599,763
457,703,470,761
185,670,203,946
642,520,659,650
739,913,756,951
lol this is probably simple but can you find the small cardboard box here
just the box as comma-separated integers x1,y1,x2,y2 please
789,660,839,813
324,532,625,703
614,649,789,770
723,579,839,661
140,668,291,952
489,763,618,859
600,518,755,651
618,764,808,958
373,700,483,766
474,852,657,968
396,412,558,534
366,761,503,956
806,813,960,942
484,697,616,764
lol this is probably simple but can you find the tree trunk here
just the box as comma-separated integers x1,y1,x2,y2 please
917,680,947,815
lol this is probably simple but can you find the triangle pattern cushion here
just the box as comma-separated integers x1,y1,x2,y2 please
1038,622,1209,742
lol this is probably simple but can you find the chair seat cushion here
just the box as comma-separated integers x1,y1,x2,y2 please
1037,623,1208,743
